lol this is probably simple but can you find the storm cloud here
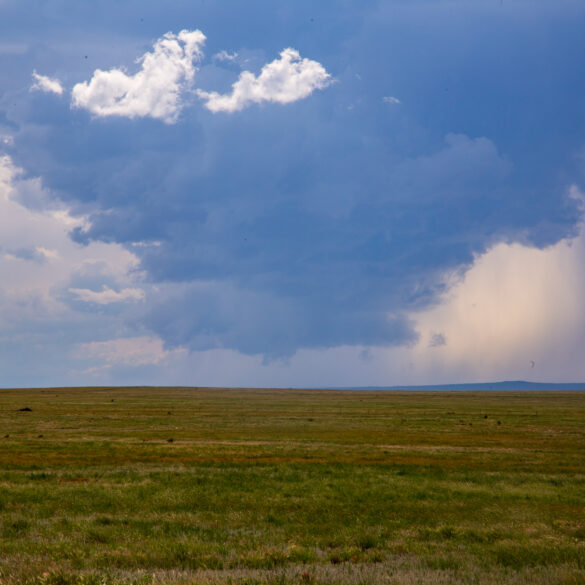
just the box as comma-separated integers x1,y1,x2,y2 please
1,0,585,384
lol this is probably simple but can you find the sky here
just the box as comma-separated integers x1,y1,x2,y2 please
1,0,585,388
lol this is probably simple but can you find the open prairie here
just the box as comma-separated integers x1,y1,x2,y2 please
0,387,583,584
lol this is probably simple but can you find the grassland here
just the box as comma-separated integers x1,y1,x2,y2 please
0,387,583,585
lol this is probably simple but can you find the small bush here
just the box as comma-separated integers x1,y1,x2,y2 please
358,532,379,551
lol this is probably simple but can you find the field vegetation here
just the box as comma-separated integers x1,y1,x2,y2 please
0,387,583,584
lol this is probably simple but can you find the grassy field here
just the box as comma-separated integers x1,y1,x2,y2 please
0,387,584,585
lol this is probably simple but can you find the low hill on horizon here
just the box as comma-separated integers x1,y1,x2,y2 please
339,380,585,391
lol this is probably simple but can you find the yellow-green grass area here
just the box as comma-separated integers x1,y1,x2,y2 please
0,387,584,585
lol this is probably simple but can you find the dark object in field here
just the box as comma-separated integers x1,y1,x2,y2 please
18,407,32,412
3,434,8,438
37,434,43,438
497,420,502,425
484,414,488,419
167,411,171,415
111,399,115,402
167,438,174,443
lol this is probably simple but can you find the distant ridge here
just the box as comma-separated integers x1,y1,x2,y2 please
337,380,585,391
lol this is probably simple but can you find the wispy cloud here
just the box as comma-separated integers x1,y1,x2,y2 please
69,285,145,305
382,95,400,104
2,246,58,263
213,50,239,63
428,332,446,347
30,71,64,95
71,29,206,123
198,48,331,113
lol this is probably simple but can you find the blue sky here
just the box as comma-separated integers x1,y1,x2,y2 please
1,0,585,387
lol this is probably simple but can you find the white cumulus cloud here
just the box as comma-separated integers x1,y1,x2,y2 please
30,71,64,95
71,29,206,123
198,48,332,113
69,285,145,305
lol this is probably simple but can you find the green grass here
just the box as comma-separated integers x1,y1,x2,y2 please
0,387,584,584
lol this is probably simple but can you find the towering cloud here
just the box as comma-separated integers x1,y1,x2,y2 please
198,48,331,113
71,29,206,123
